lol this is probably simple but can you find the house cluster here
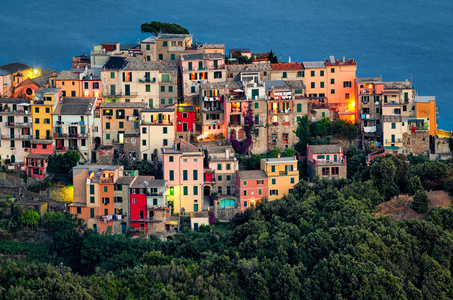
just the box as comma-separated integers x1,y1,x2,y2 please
0,31,446,233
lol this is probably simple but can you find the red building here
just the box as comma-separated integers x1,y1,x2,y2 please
175,105,195,133
25,140,54,179
129,176,167,235
236,170,268,211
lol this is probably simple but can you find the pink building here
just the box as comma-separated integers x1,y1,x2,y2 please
25,140,54,179
162,138,204,213
236,170,268,211
307,144,347,181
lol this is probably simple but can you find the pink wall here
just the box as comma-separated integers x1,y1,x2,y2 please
81,80,102,98
31,143,54,154
236,172,268,211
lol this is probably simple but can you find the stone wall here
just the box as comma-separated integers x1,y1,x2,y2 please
402,131,429,156
148,209,166,235
123,135,140,162
113,185,130,233
433,136,451,154
97,146,114,165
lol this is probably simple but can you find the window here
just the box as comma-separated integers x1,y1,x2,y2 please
194,204,198,212
331,89,335,94
169,86,173,92
345,93,350,99
193,170,198,181
132,198,136,204
104,209,108,216
119,121,124,129
161,99,165,105
106,134,110,140
158,54,163,60
218,175,222,181
310,82,315,88
104,186,108,193
34,107,39,113
322,167,330,175
169,156,174,162
291,177,295,184
297,71,304,77
163,127,168,134
218,186,222,194
77,207,81,214
146,85,150,92
183,170,188,180
227,186,231,195
163,41,168,47
90,208,94,218
217,163,222,171
193,186,198,195
310,70,315,77
170,187,174,196
102,197,109,204
254,102,259,109
35,118,39,124
90,185,95,195
183,186,188,196
332,167,339,175
391,123,396,129
62,91,66,97
114,197,123,203
244,201,248,207
214,71,222,79
270,190,278,196
243,180,247,186
191,86,195,93
403,105,407,112
331,68,335,73
282,72,287,78
272,178,276,185
142,127,147,134
343,81,352,87
146,44,150,50
110,72,115,78
90,196,95,203
271,166,276,172
320,70,324,76
258,189,262,195
71,91,76,97
169,170,174,181
330,78,335,84
171,54,175,61
160,86,165,92
45,107,50,113
226,175,231,181
320,82,324,88
106,122,110,129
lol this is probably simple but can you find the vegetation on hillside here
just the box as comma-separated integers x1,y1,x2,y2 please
141,21,189,36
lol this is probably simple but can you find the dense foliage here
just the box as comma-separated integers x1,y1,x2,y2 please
141,21,189,36
3,156,453,298
47,150,80,174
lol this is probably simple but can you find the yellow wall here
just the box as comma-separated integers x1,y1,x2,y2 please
31,95,56,139
56,80,81,97
260,159,299,201
415,101,437,136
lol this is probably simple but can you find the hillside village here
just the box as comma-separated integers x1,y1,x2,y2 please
0,31,451,237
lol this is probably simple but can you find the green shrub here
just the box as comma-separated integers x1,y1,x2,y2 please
412,189,430,213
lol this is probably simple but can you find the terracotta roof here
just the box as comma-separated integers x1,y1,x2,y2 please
271,62,304,71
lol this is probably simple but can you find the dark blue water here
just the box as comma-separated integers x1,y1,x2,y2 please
1,0,452,128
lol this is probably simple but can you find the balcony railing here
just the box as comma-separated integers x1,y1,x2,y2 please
53,132,88,138
141,120,173,125
138,77,156,83
102,91,138,97
312,157,347,165
408,126,428,132
5,121,32,127
182,65,225,72
385,138,402,143
269,109,292,115
0,134,32,140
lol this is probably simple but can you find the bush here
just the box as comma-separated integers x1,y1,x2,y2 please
412,189,430,213
444,177,453,195
198,224,211,232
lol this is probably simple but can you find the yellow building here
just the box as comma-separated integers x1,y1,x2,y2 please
31,88,61,140
260,156,299,201
414,96,438,136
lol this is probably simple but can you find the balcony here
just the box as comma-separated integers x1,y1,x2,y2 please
359,89,376,95
141,120,173,125
130,217,162,222
5,121,32,128
53,132,88,139
0,110,29,115
102,91,138,97
228,122,242,127
100,177,114,184
203,96,223,102
202,106,222,112
138,77,156,83
0,134,32,140
312,156,347,165
408,125,428,132
182,65,225,72
269,109,292,115
384,138,402,144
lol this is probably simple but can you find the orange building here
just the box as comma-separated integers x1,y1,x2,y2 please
414,96,438,136
56,69,82,97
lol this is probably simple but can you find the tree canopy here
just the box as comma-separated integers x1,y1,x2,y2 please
141,21,189,36
47,150,80,174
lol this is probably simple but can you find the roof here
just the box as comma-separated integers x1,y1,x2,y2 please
130,176,165,188
120,43,139,50
157,33,192,39
141,107,174,113
176,105,195,113
308,144,341,154
230,48,252,53
190,211,209,218
356,77,383,84
415,96,435,103
115,176,136,185
53,97,96,115
56,69,80,81
35,88,60,95
163,138,201,154
302,61,326,69
103,57,128,70
180,53,224,61
72,165,121,176
271,62,304,70
26,153,51,159
383,81,412,89
200,81,226,90
265,80,288,91
0,98,31,104
237,170,267,180
123,57,159,71
31,69,54,86
285,80,305,89
202,44,225,49
0,69,9,76
262,157,298,164
142,36,156,43
31,139,53,144
0,62,33,74
226,64,272,72
100,102,146,108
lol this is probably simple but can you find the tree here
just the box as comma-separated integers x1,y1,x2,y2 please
309,117,331,137
127,160,158,177
268,50,278,63
141,21,189,36
47,150,80,174
294,115,309,155
412,189,430,213
19,209,40,227
236,55,254,64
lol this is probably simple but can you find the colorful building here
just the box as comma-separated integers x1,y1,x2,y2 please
260,156,299,201
0,62,35,97
307,144,347,181
162,139,204,213
25,139,53,179
236,170,268,211
175,105,196,141
31,88,61,141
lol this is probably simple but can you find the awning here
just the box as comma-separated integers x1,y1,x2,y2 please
233,89,244,92
165,221,178,225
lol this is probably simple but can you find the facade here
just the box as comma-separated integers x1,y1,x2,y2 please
139,106,175,162
70,165,125,233
181,53,226,104
31,88,61,140
261,157,299,201
56,69,83,97
307,144,347,181
0,98,32,164
25,140,53,179
356,77,384,142
162,139,204,213
101,56,177,107
175,105,196,141
236,170,268,211
199,82,226,139
0,62,34,97
129,176,167,236
52,97,96,163
190,211,209,231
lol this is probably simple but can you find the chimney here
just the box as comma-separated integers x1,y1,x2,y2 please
137,39,140,44
277,153,281,159
343,56,345,63
225,148,230,159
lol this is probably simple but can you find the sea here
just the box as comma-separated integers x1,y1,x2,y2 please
1,0,452,129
